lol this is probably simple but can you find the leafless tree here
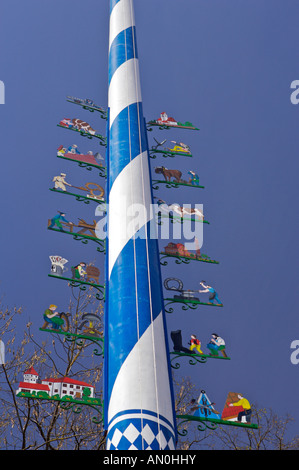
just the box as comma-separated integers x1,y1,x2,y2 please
0,289,106,450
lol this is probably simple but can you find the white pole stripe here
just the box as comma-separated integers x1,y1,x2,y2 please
108,150,152,277
107,313,175,424
109,0,135,50
108,58,142,128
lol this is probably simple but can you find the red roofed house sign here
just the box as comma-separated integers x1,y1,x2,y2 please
16,367,94,400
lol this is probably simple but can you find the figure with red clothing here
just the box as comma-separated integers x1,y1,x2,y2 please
189,334,203,355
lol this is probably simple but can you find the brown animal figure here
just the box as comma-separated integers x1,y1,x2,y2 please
155,166,182,183
72,118,96,135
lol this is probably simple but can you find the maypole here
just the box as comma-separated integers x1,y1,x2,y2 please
104,0,177,450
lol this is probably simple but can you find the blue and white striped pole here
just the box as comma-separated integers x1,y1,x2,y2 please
104,0,177,450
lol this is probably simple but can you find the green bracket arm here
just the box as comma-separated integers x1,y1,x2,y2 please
149,150,193,159
160,253,219,266
39,328,104,357
57,124,107,147
17,391,104,425
152,180,204,190
66,99,107,120
176,414,258,435
157,213,210,225
164,297,223,314
56,154,107,178
47,226,106,254
170,351,230,369
49,188,107,207
48,274,105,302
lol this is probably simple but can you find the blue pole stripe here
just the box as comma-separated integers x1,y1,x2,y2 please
107,222,164,398
110,0,122,14
108,102,148,191
108,26,138,85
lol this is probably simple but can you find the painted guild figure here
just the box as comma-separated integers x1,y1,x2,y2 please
49,211,73,232
207,333,227,357
190,391,220,420
157,111,178,127
163,242,201,259
52,173,72,192
228,394,252,423
154,167,201,187
71,262,87,281
67,95,106,115
57,145,105,168
78,313,102,337
199,281,222,305
170,330,195,355
59,118,97,135
151,112,198,130
16,367,95,400
188,170,200,186
189,335,203,355
49,255,68,276
67,144,81,154
154,166,182,183
155,198,204,221
151,138,192,155
42,304,64,331
57,146,66,157
169,141,191,153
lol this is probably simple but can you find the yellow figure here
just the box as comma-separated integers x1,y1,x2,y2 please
189,335,203,355
229,394,252,423
170,141,190,153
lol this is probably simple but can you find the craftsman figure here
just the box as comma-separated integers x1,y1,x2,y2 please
188,170,200,186
207,333,227,357
229,395,252,423
57,146,66,156
71,262,87,280
52,173,72,192
199,281,222,305
49,212,73,231
42,305,64,330
67,144,81,154
189,335,203,355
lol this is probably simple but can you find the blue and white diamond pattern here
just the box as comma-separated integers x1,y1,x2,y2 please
107,416,175,450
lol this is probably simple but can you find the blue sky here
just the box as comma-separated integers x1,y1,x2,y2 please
0,0,299,440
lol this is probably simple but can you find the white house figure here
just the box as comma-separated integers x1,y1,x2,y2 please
16,367,95,400
16,367,50,395
23,366,38,383
157,111,177,126
42,377,95,399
